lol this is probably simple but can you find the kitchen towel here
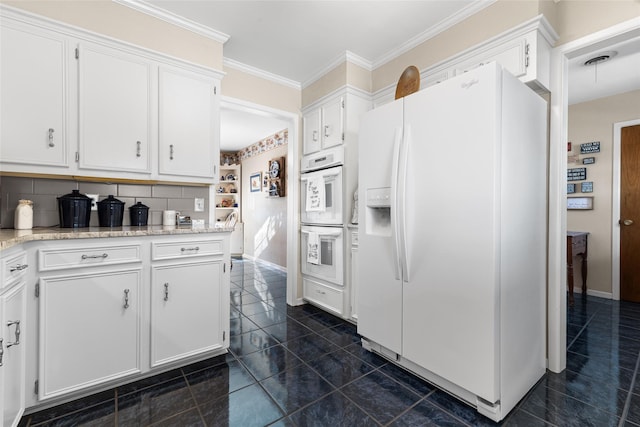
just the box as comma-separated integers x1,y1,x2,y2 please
306,176,326,212
307,231,320,265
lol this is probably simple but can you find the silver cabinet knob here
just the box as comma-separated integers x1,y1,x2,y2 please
621,219,634,226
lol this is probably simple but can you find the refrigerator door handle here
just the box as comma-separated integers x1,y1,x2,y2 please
398,125,411,282
390,126,403,281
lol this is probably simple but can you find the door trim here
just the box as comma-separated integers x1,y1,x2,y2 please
549,16,640,373
612,119,640,301
218,96,301,307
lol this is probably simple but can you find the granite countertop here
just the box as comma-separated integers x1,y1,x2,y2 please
0,225,234,251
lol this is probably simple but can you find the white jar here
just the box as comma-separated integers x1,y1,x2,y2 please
14,199,33,230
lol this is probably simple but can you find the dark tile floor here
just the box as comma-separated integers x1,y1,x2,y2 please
19,258,638,426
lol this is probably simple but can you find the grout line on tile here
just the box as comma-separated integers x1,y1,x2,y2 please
618,348,640,426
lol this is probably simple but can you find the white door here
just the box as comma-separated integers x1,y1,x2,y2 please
78,42,152,174
0,24,67,168
158,66,218,179
303,109,321,155
39,269,141,399
151,260,224,367
300,166,344,225
1,283,26,427
300,226,344,286
321,97,343,150
356,99,404,355
401,65,500,402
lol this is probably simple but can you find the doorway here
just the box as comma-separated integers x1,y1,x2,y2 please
549,20,640,373
219,97,300,307
613,120,640,302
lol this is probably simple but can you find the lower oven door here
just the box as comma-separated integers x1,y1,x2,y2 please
301,225,344,286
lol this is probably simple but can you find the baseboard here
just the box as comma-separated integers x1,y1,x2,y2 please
241,254,287,272
572,287,613,300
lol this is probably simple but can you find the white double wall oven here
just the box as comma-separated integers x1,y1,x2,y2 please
300,147,347,316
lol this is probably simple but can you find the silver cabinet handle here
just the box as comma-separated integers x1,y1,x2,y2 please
136,141,141,158
81,253,108,260
181,247,200,252
123,289,130,309
169,144,174,160
324,125,330,137
9,264,28,272
312,130,318,142
164,283,169,301
6,320,20,348
0,338,3,366
48,128,55,147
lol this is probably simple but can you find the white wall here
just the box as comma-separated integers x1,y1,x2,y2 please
241,144,288,268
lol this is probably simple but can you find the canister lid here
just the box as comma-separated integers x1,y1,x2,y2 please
129,201,149,211
58,189,91,201
97,195,124,206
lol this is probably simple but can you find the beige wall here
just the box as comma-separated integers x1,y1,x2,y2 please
222,66,301,115
567,89,640,296
241,145,288,268
2,0,223,70
554,0,640,46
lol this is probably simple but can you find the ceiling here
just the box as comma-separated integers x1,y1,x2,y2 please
128,1,640,150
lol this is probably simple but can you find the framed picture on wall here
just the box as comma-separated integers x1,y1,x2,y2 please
250,172,262,192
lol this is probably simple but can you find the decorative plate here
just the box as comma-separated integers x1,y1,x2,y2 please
225,173,235,181
269,160,280,178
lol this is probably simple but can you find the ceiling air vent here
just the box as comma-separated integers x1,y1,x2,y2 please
583,51,617,66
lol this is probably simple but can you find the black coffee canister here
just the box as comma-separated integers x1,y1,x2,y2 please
58,190,92,228
97,195,125,227
129,202,149,226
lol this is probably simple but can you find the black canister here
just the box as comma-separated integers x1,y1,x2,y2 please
97,195,125,227
57,190,92,228
129,202,149,226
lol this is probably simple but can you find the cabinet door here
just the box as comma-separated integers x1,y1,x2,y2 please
39,269,141,399
321,97,343,149
158,66,218,179
302,109,321,155
151,260,223,367
0,24,67,168
78,42,151,174
1,283,27,427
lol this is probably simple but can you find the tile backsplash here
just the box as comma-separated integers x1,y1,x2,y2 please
0,176,209,228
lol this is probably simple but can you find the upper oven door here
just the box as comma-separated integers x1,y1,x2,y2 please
301,165,343,225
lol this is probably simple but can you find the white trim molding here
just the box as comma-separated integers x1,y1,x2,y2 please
223,58,301,90
113,0,230,43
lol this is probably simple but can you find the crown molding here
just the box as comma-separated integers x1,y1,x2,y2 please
302,50,373,89
372,0,497,69
113,0,230,43
224,58,302,90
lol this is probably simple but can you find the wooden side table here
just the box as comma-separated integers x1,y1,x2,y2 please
567,231,588,305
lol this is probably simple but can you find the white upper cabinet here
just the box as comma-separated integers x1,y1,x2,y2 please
0,8,223,184
303,96,344,155
159,66,219,180
78,42,152,174
0,22,68,168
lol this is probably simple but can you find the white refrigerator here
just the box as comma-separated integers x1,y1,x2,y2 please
357,63,547,422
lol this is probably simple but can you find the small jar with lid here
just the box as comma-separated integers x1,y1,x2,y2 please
14,199,34,230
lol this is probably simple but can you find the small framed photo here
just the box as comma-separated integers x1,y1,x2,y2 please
581,181,593,193
567,183,576,194
250,172,262,192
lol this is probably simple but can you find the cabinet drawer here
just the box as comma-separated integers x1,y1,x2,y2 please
152,239,224,261
38,244,142,271
303,277,344,316
2,249,28,290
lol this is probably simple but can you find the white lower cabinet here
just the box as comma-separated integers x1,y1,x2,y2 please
1,281,27,427
151,259,224,367
23,232,230,412
38,268,142,400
